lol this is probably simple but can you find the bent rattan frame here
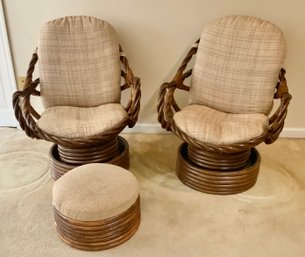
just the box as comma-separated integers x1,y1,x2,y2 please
157,39,292,154
13,46,141,148
54,196,141,251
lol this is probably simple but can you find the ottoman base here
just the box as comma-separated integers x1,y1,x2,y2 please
54,196,141,251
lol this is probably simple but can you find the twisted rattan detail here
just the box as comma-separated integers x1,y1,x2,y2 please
157,40,292,153
119,46,141,128
157,40,198,131
13,46,141,147
265,69,292,144
12,51,40,139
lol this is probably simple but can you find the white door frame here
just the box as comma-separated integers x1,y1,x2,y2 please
0,0,17,127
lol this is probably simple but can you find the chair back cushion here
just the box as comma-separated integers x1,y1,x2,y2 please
189,16,286,115
38,16,121,108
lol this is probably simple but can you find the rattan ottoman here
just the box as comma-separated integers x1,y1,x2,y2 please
52,163,141,251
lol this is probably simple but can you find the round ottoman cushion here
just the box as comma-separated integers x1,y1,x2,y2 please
52,163,139,221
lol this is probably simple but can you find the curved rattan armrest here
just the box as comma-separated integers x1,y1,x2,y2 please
13,47,141,148
157,39,200,130
119,46,141,128
157,81,178,130
159,48,291,154
168,69,291,153
12,50,41,139
265,69,292,144
34,47,141,147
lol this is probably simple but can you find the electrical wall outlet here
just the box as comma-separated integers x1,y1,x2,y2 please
17,76,26,90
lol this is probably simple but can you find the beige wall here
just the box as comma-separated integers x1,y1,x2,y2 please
3,0,305,132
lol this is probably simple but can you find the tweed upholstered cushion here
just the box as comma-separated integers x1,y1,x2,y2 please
173,105,269,144
52,163,139,221
189,15,286,115
38,16,121,108
37,103,127,138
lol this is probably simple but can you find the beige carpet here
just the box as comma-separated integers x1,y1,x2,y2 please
1,127,305,257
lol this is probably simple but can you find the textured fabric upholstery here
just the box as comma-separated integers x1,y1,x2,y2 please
37,103,127,138
53,163,139,221
38,16,121,108
174,105,269,144
189,15,286,115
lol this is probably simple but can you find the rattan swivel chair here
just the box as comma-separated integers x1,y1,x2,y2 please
158,15,291,195
13,16,141,180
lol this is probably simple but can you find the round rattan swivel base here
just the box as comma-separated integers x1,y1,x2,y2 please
49,136,130,180
52,163,141,251
54,197,141,251
176,143,261,195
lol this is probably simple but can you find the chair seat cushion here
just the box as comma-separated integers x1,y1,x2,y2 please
173,104,269,144
52,163,139,221
37,103,127,138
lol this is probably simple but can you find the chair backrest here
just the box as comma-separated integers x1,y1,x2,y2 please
38,16,121,108
189,15,286,115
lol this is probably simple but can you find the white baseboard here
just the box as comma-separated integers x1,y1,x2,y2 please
124,123,305,138
279,128,305,138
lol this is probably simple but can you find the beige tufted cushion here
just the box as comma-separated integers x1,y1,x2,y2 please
174,104,269,144
190,15,286,115
52,163,139,221
38,16,121,108
37,103,127,138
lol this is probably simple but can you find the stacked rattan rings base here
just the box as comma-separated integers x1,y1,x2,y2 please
49,136,129,180
176,143,261,195
54,197,141,251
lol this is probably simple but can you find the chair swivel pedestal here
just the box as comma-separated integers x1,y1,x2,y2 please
176,144,261,195
49,136,130,180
